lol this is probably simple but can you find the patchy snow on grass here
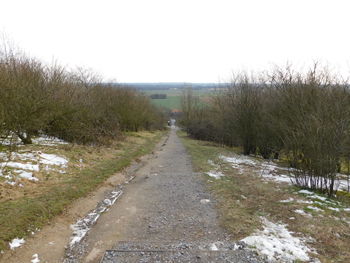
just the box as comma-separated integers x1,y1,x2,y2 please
307,206,323,212
1,162,39,171
32,136,68,146
9,238,25,250
31,254,40,263
6,181,16,186
220,155,257,167
39,153,68,167
206,170,224,179
294,209,312,218
260,171,292,184
12,152,36,162
14,170,38,181
298,190,332,203
280,198,295,203
0,135,22,146
1,134,68,146
0,150,69,184
242,217,316,262
207,160,215,166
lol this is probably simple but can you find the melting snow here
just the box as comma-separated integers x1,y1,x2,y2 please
200,199,211,204
261,172,292,183
0,150,69,184
210,243,219,251
280,198,294,203
32,136,68,146
207,160,215,166
31,254,40,263
206,171,224,179
328,207,341,212
39,153,68,167
307,206,323,212
242,217,315,262
294,209,312,218
1,162,39,171
69,190,122,247
219,154,350,196
220,155,256,167
1,135,68,146
9,238,25,250
14,170,38,181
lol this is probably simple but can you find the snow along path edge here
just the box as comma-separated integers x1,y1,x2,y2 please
64,175,135,262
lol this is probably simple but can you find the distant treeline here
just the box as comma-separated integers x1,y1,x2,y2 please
181,65,350,196
0,46,165,145
150,94,167,99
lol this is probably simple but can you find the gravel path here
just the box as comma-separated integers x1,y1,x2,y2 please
65,128,264,262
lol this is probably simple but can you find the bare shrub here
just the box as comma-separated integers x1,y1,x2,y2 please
0,42,165,146
181,65,350,196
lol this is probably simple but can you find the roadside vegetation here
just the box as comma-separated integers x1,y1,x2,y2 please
179,132,350,262
181,65,350,197
0,131,165,253
0,44,164,146
0,42,167,253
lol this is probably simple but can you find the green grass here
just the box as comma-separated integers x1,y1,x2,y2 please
143,88,215,110
151,96,182,109
0,131,166,252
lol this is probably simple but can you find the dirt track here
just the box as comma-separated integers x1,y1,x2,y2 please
4,128,263,262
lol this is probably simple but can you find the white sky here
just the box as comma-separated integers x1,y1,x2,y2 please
1,0,349,82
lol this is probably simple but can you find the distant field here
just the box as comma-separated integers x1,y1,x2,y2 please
142,88,215,110
151,96,182,109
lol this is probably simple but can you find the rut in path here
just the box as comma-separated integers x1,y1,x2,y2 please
66,128,263,263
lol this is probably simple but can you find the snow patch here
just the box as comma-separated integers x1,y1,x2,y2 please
31,254,40,263
206,171,224,179
242,217,315,262
32,136,68,146
14,170,38,181
220,155,256,167
260,171,292,184
328,207,341,212
280,198,294,203
307,206,323,212
9,238,25,250
200,199,211,204
1,162,39,171
39,153,68,167
294,209,312,218
210,243,219,251
69,190,122,248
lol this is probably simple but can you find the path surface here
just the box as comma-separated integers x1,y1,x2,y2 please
65,128,263,262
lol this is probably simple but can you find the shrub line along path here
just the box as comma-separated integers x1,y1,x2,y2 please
62,128,262,262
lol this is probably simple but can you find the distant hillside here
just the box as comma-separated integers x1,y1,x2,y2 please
109,82,228,110
118,82,228,91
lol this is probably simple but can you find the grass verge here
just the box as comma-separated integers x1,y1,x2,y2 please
0,130,166,252
179,131,350,263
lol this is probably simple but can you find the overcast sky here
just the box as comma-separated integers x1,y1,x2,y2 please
1,0,349,82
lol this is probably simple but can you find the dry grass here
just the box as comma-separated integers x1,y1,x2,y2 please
0,132,159,202
0,130,166,252
179,131,350,263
